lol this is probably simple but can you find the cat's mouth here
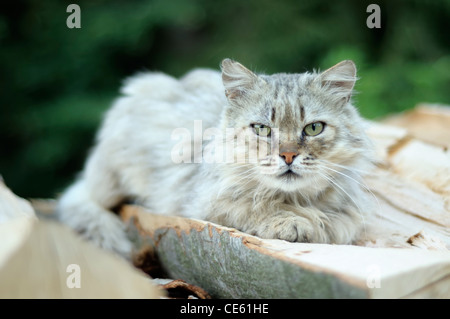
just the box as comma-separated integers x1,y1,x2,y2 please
279,169,300,180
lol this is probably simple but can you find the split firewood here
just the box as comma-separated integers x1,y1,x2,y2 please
382,103,450,148
0,181,163,299
121,205,450,299
361,104,450,249
2,104,449,299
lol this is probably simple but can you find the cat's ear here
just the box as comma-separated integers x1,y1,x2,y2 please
318,60,357,100
221,59,259,100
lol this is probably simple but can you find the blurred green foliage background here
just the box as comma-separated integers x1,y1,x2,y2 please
1,0,449,199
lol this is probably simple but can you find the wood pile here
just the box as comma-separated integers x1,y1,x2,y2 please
0,104,449,298
121,104,450,298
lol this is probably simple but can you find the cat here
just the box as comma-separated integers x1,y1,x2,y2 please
57,59,374,258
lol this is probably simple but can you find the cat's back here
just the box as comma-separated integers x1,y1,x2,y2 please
118,68,224,122
121,68,223,102
97,67,226,146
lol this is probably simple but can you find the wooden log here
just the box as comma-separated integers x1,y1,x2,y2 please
0,182,163,299
361,166,450,249
382,103,450,148
121,205,450,299
3,105,447,299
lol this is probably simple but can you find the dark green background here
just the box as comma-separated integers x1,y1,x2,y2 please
1,0,449,199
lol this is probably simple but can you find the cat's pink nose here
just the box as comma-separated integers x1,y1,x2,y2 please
280,152,298,165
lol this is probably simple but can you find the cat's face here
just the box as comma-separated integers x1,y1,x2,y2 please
221,59,370,194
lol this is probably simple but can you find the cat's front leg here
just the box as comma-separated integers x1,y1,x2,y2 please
247,210,331,243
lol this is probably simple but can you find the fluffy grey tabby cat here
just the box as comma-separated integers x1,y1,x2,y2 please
57,59,374,257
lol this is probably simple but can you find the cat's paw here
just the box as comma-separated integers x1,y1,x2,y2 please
80,214,133,259
254,214,328,243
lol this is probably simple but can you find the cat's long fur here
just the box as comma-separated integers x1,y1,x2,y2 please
57,59,374,257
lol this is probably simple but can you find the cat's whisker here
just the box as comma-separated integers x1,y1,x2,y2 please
316,171,367,239
317,163,370,192
216,165,260,198
316,159,374,176
319,172,362,212
316,161,381,214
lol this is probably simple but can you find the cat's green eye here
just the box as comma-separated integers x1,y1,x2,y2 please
304,122,325,136
251,124,271,137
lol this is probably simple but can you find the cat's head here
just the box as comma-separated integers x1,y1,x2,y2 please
219,59,372,194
